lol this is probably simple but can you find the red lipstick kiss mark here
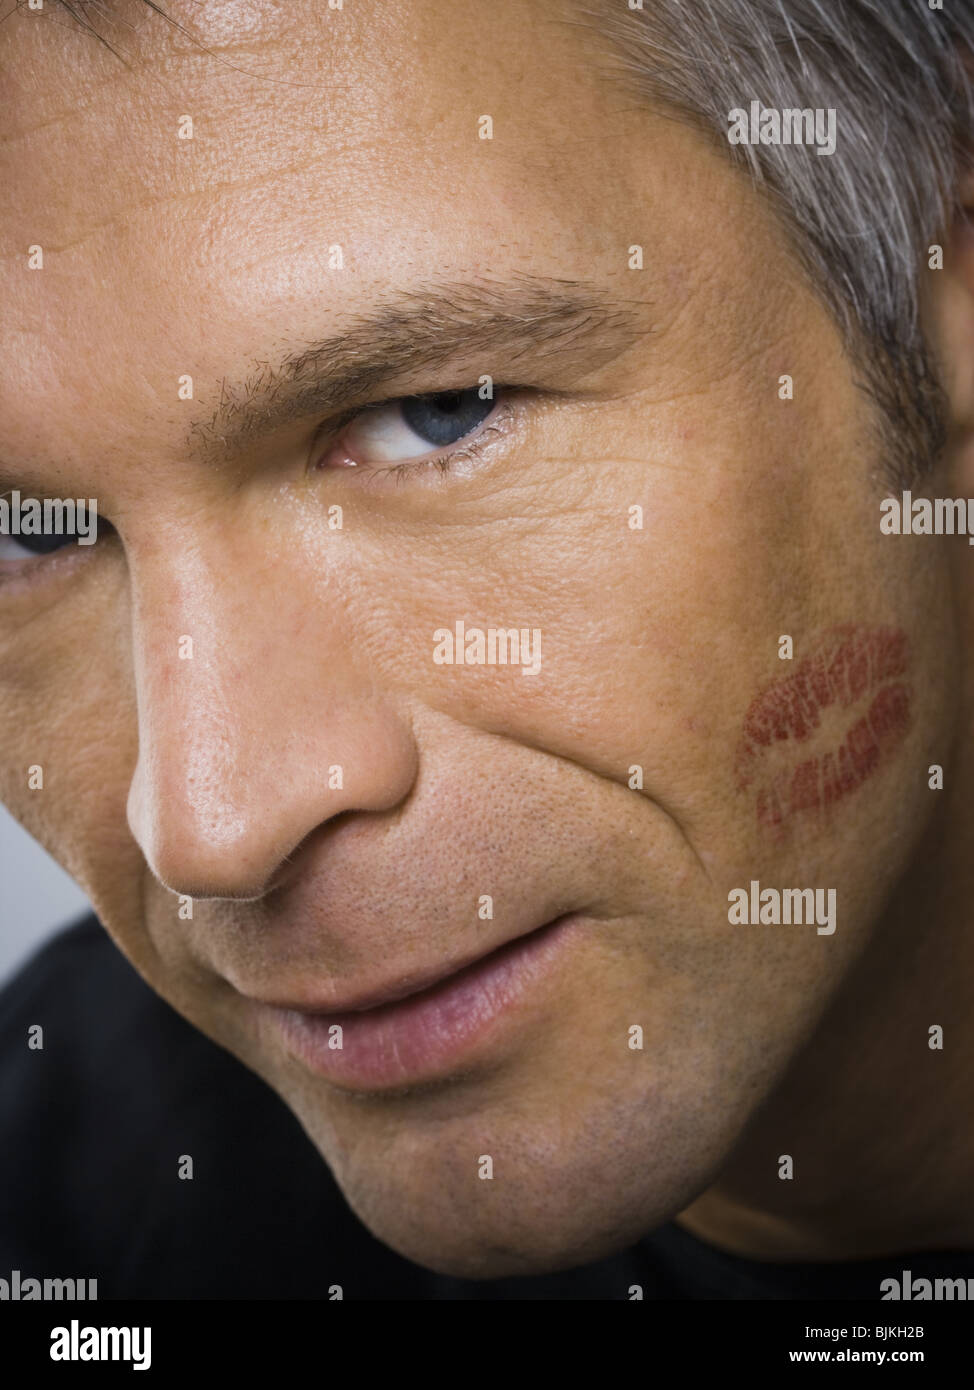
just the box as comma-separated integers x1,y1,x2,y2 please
736,625,912,828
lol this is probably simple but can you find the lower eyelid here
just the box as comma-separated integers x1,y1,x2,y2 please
0,541,95,597
0,537,71,563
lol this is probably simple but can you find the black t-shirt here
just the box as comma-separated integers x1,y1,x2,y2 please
1,915,972,1301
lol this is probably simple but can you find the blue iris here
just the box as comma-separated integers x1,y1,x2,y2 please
400,388,494,448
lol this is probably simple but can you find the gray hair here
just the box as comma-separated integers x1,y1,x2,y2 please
589,0,974,484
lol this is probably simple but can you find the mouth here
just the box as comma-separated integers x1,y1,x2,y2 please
252,912,584,1092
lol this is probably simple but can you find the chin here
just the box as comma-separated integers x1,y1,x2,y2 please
296,1086,732,1280
336,1163,691,1280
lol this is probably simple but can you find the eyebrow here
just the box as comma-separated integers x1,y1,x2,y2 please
185,274,648,462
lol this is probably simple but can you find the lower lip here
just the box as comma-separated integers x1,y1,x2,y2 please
265,915,582,1091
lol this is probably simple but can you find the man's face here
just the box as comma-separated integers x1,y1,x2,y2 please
0,0,957,1275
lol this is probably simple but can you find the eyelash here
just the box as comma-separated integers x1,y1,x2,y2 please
311,390,522,488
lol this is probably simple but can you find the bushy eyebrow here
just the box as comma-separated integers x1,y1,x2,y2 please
185,274,648,462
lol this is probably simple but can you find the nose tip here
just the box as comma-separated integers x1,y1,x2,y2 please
127,710,420,903
127,755,280,899
123,521,420,905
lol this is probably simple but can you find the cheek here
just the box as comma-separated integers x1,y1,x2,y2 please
736,625,913,830
0,575,140,913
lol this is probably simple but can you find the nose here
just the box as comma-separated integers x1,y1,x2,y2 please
125,524,418,900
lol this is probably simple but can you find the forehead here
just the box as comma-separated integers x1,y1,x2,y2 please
3,0,641,281
1,0,689,455
1,0,799,509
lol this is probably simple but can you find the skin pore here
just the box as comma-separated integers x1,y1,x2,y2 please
1,0,973,1276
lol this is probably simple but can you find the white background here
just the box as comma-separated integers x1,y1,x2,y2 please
0,803,92,987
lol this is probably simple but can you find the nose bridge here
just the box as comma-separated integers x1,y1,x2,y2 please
125,532,418,900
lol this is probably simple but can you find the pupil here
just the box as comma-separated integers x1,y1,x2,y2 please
401,387,493,448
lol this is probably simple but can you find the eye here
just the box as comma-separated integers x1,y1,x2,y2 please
0,532,81,563
323,387,502,470
0,514,113,578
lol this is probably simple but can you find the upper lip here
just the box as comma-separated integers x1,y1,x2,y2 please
246,915,568,1017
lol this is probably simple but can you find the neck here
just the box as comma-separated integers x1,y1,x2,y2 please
678,795,974,1261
